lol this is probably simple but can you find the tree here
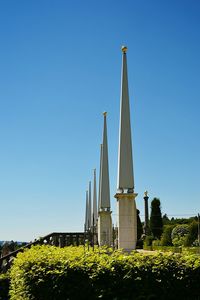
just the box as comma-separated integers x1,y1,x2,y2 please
1,242,10,256
161,225,175,246
150,198,163,239
171,224,189,246
184,221,198,246
137,209,143,240
162,214,170,225
167,216,197,225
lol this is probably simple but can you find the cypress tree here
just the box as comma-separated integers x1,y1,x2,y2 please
150,198,163,239
137,209,143,240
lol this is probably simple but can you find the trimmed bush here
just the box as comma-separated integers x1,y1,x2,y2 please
152,239,161,247
145,245,182,253
9,245,200,300
161,225,175,246
182,247,200,255
144,235,154,247
184,221,198,247
171,224,190,246
143,244,200,255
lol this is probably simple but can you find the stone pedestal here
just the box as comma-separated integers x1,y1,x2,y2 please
115,192,137,251
98,210,112,246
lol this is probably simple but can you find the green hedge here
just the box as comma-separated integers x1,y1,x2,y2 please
144,245,200,255
182,247,200,255
0,273,10,300
144,245,182,253
9,245,200,300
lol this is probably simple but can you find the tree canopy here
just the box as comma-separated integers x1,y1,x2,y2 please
150,198,163,239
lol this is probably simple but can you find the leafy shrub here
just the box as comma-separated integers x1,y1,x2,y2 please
152,239,161,247
192,240,200,247
144,235,154,247
184,221,198,247
0,273,10,300
143,245,200,255
160,225,175,246
147,245,182,253
9,245,200,300
171,224,189,246
182,247,200,255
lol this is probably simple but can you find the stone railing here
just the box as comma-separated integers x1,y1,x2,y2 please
0,231,96,273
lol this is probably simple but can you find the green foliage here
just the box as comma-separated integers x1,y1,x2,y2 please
162,214,170,225
150,198,163,239
171,224,190,246
8,245,200,300
0,273,10,300
184,221,198,247
152,239,161,247
1,240,25,257
167,216,198,225
143,245,183,253
144,235,154,247
192,240,200,247
160,225,175,246
182,247,200,255
143,244,200,255
137,209,143,240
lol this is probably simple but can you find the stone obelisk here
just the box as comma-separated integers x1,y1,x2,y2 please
88,181,92,230
115,46,137,251
92,169,98,228
98,144,103,213
84,190,89,231
98,112,112,246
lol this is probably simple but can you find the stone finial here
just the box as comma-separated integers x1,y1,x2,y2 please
121,46,128,53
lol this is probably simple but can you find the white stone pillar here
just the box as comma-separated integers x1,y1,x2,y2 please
98,210,112,246
115,192,137,251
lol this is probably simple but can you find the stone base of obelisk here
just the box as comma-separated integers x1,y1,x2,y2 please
115,192,137,251
98,210,112,247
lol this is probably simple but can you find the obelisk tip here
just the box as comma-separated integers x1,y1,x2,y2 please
121,46,128,53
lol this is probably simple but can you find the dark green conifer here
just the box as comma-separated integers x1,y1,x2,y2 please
137,209,143,240
150,198,163,239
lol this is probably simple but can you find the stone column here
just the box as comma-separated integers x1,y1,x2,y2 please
143,191,149,236
98,210,112,246
115,192,137,251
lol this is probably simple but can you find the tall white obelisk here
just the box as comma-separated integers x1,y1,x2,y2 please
88,181,92,230
115,46,137,251
98,112,112,246
98,144,103,213
84,190,89,231
92,169,98,228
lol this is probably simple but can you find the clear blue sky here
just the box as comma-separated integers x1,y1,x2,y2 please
0,0,199,241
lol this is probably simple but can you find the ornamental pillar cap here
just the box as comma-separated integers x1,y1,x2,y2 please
121,46,128,53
